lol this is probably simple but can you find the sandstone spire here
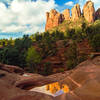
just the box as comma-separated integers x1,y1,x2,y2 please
83,1,95,23
71,4,81,21
63,9,70,20
95,8,100,20
45,9,64,31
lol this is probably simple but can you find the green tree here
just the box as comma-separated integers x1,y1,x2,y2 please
0,47,19,65
26,47,41,72
66,28,75,39
65,43,78,70
15,35,32,50
90,34,100,51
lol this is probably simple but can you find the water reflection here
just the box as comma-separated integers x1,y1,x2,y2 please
30,82,69,97
46,82,69,94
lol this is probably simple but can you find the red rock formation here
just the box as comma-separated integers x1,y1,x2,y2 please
95,8,100,20
83,1,95,23
45,9,64,31
71,4,81,21
63,9,70,20
45,1,98,30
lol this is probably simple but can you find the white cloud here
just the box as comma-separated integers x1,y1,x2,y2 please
0,0,56,34
65,1,74,6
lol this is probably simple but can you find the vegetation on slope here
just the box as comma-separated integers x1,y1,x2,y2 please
0,20,100,75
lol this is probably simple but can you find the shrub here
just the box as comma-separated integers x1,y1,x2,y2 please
78,55,87,64
59,68,65,72
43,62,52,75
65,43,78,70
66,60,77,70
90,34,100,51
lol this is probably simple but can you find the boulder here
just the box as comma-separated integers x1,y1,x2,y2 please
45,9,64,31
63,9,70,20
15,74,56,90
0,63,24,74
71,4,81,21
83,1,95,23
95,8,100,20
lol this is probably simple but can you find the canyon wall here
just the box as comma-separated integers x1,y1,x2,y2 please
45,1,97,31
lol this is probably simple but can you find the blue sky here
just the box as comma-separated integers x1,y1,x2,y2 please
0,0,100,39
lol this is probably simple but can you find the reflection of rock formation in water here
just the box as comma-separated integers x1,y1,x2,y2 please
62,84,69,93
46,82,69,94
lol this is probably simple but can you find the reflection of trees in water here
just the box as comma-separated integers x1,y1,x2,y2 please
46,82,69,94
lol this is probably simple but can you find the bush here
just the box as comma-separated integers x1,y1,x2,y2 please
59,68,65,72
43,62,52,75
66,60,77,70
78,55,87,64
90,34,100,51
65,43,78,70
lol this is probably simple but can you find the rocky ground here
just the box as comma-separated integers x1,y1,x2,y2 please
0,56,100,100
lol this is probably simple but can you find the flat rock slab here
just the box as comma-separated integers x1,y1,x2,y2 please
0,56,100,100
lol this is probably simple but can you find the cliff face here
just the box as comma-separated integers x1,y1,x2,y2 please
71,4,81,21
45,9,64,31
95,8,100,20
83,1,95,23
45,1,98,31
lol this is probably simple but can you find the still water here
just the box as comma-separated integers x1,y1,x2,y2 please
30,82,69,97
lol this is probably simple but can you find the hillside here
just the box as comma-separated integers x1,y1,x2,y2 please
37,18,100,74
48,17,87,33
50,17,100,32
0,1,100,75
0,18,100,75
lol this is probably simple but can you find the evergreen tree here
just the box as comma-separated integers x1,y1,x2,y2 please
26,47,41,72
